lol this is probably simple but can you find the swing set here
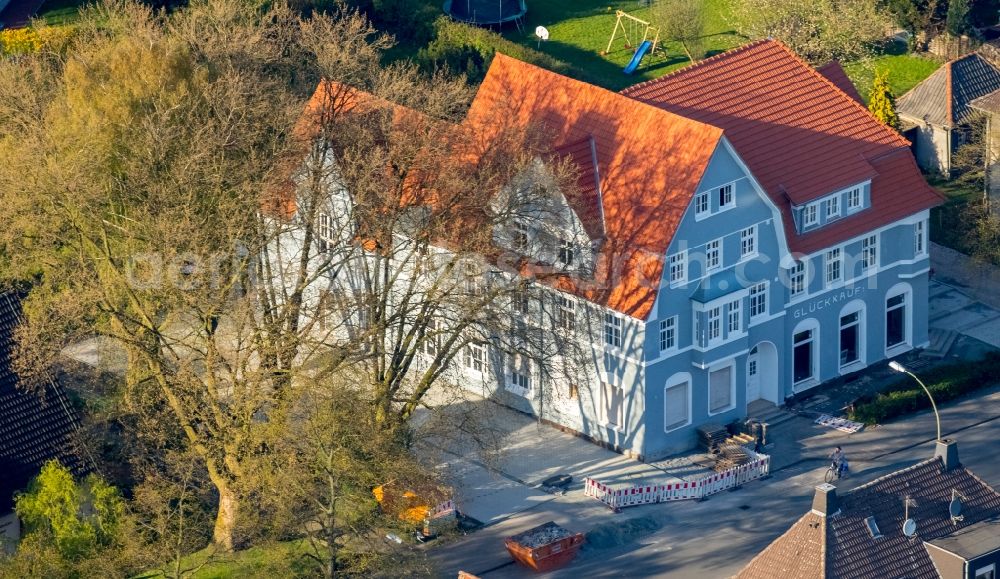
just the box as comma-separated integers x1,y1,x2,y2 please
602,10,660,57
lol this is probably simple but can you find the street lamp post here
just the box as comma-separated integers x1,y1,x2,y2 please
888,360,942,441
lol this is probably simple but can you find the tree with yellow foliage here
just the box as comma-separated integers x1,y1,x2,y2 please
868,69,901,131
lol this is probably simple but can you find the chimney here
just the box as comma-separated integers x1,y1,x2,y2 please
812,483,839,516
935,439,960,472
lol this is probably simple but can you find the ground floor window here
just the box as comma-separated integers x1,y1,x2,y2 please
886,292,907,349
708,366,733,414
664,379,690,432
464,343,485,373
840,311,860,367
507,353,532,395
793,328,815,383
602,382,624,428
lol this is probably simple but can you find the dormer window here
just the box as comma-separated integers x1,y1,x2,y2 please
804,204,818,227
847,188,862,211
718,184,734,209
826,197,840,219
558,238,574,267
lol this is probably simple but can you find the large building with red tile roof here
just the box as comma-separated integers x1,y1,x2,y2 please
279,39,940,459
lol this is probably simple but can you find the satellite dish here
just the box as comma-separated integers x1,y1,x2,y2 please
902,518,918,537
535,26,550,41
950,497,963,518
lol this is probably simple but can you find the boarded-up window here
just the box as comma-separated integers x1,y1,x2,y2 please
709,367,732,414
602,382,623,428
665,382,689,431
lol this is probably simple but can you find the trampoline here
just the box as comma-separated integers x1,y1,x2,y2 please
443,0,527,29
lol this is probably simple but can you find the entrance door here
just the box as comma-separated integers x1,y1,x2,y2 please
747,347,761,401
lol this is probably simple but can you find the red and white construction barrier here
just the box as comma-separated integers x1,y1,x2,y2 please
428,499,455,518
583,452,771,510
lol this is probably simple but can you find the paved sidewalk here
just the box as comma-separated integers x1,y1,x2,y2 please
427,379,1000,577
931,242,1000,311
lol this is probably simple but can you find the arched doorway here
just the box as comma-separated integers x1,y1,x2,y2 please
747,341,779,404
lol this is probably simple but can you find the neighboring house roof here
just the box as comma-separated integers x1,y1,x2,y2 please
622,39,942,255
737,452,1000,579
969,88,1000,114
816,60,865,104
467,53,723,319
0,292,85,514
898,53,1000,128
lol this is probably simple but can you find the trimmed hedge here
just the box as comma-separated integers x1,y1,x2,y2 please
848,352,1000,425
418,17,571,84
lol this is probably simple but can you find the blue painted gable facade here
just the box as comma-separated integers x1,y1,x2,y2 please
632,139,930,459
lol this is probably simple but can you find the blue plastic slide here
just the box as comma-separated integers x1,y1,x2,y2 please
623,40,652,74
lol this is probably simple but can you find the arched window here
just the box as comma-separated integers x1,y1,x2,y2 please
839,300,866,369
793,319,820,386
664,372,692,433
885,283,913,352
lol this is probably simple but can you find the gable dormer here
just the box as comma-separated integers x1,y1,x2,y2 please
791,180,870,234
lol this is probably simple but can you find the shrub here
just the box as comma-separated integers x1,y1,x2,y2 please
418,17,571,84
0,26,77,56
848,352,1000,424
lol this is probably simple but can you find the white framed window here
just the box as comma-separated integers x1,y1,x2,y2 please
975,563,995,579
914,220,926,256
659,316,677,352
790,261,806,297
749,282,767,318
317,213,333,252
558,238,574,267
826,196,840,219
557,295,576,332
825,248,842,286
839,309,862,367
669,252,687,285
705,239,721,271
605,313,622,348
708,364,734,415
513,290,529,316
464,264,482,295
740,225,757,258
804,204,818,226
886,291,909,350
464,342,485,373
507,353,532,395
664,374,691,432
862,235,878,272
422,318,439,357
695,192,709,216
728,299,741,334
602,382,624,428
513,221,528,252
718,184,734,209
707,306,721,343
793,324,817,384
847,188,862,210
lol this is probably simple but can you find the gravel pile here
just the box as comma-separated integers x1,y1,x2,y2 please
509,522,573,548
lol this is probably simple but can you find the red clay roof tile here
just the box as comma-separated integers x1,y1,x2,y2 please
622,39,941,254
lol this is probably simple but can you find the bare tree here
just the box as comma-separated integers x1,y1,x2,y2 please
0,0,586,556
653,0,706,63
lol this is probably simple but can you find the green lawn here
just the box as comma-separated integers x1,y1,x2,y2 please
500,0,744,91
36,0,87,26
842,42,943,102
137,540,314,579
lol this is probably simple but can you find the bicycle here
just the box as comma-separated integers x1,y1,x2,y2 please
824,461,849,483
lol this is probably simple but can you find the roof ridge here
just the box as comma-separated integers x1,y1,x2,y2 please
620,38,775,95
493,52,724,137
